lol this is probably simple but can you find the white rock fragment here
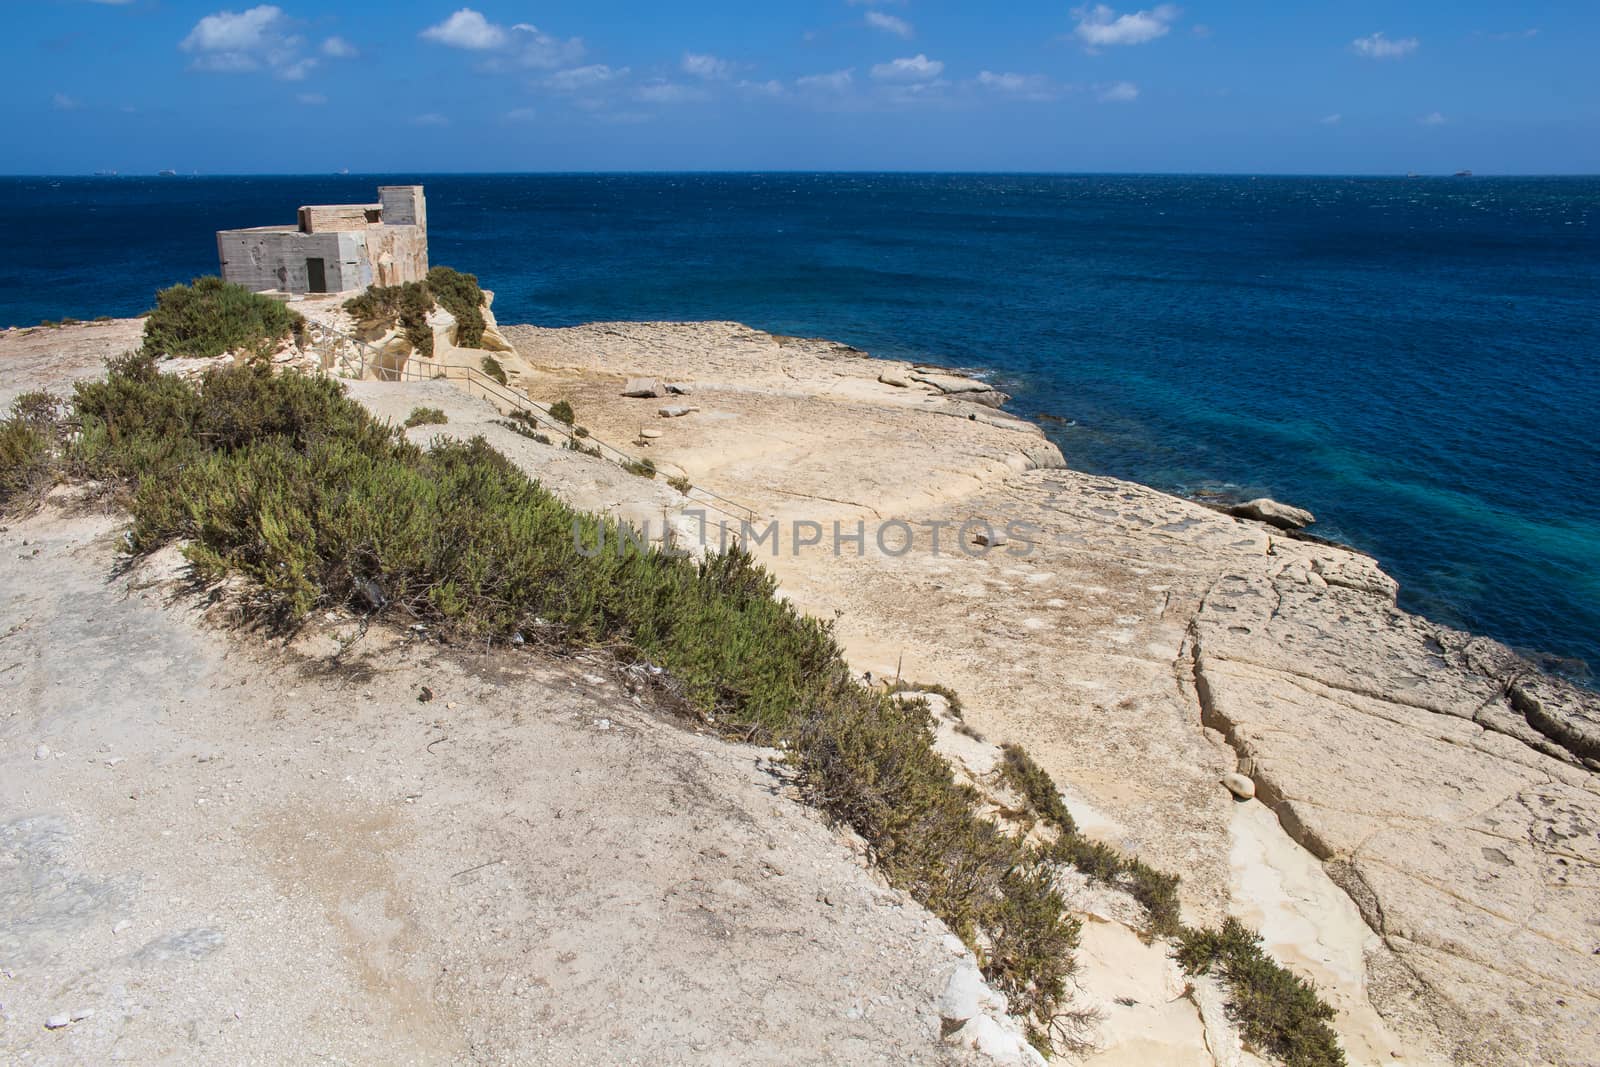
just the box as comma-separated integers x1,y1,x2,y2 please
658,404,699,418
44,1014,71,1029
34,744,50,761
971,526,1008,548
936,962,985,1024
113,920,133,935
70,1008,95,1022
1221,772,1256,800
621,377,664,398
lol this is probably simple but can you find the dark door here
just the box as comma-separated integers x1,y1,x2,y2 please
305,258,327,293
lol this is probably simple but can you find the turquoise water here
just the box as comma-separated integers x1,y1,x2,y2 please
2,173,1596,674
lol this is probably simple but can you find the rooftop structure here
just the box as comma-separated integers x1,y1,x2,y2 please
216,185,428,296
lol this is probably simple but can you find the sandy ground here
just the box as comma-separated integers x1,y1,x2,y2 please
0,320,144,409
0,503,986,1065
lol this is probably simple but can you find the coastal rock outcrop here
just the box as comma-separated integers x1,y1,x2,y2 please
1228,497,1315,530
497,317,1599,1066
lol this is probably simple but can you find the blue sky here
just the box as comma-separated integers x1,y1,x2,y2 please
8,1,1597,173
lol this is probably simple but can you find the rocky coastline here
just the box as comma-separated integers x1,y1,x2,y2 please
3,312,1596,1065
495,318,1600,1066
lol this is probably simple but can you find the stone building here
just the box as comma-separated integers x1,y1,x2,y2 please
216,185,428,295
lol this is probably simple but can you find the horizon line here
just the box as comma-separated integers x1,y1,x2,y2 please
6,169,1598,180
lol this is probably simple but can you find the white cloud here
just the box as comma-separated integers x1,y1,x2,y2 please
797,68,854,92
506,106,537,121
976,71,1060,101
181,6,314,80
321,36,358,58
738,79,786,97
52,92,82,110
413,112,450,126
1320,112,1342,125
541,64,627,92
421,9,505,50
509,23,585,69
865,11,913,39
682,52,734,80
1074,4,1179,49
1352,32,1418,59
870,54,943,82
1419,111,1447,125
296,92,326,105
635,81,709,104
1095,80,1139,102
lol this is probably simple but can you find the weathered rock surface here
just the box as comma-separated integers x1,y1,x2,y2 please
503,319,1599,1067
1228,497,1316,530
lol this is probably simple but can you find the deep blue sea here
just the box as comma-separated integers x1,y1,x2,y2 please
2,174,1597,675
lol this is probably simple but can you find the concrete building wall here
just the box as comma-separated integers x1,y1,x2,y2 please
216,230,369,294
217,185,429,295
379,186,426,229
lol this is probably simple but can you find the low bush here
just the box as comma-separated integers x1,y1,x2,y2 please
405,406,448,428
0,392,64,511
1178,920,1346,1067
345,282,434,358
141,276,302,360
426,266,486,349
1003,742,1181,936
621,457,656,478
548,400,574,426
891,679,965,718
667,474,691,494
480,355,508,386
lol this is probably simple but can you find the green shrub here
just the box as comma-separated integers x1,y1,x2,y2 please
426,266,486,349
548,400,575,425
1001,741,1185,934
667,474,691,494
480,355,507,386
891,679,966,718
141,276,301,360
405,406,448,428
1178,920,1346,1067
1001,743,1077,834
621,457,656,478
345,282,434,358
0,392,65,511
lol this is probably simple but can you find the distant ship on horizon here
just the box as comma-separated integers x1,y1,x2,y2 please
157,169,178,177
1453,170,1473,177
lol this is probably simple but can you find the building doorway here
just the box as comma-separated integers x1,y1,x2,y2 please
306,258,327,294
